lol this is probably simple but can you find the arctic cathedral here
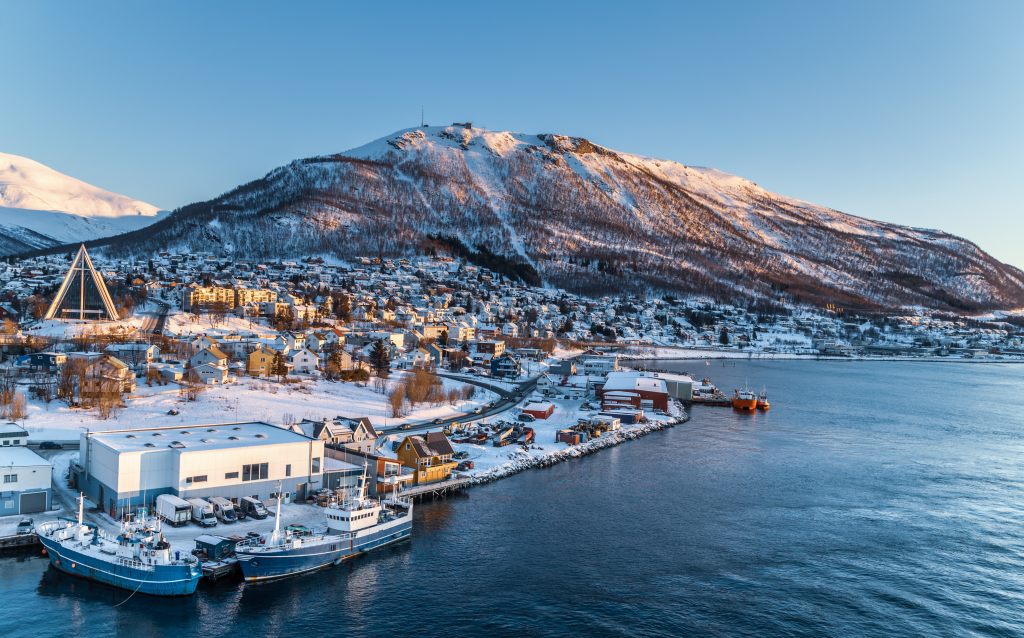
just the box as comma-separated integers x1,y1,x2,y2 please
44,244,120,321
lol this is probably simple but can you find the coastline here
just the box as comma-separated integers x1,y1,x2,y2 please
465,414,688,486
618,346,1023,364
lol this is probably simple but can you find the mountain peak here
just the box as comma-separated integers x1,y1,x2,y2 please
0,151,167,254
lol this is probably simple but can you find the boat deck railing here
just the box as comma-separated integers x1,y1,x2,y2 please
116,556,155,571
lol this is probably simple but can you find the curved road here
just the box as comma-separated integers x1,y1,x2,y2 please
376,372,541,436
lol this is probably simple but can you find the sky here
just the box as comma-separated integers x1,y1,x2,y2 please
1,1,1022,268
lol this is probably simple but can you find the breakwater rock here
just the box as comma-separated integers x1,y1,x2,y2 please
467,415,690,486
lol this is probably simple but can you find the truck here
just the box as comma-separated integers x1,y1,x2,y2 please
492,427,516,447
156,494,192,527
208,496,238,524
186,498,218,528
240,496,268,520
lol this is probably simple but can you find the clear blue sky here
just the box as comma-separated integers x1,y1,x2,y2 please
2,1,1021,268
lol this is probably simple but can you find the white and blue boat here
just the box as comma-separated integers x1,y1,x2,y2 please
235,472,412,581
37,495,202,596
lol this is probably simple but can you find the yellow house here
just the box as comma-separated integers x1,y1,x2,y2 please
395,431,457,485
247,347,279,376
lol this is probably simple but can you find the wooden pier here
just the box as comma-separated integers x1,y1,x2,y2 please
0,533,41,551
395,476,471,500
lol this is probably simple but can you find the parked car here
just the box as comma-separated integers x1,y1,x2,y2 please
432,418,444,424
518,413,536,423
397,424,413,430
16,518,33,535
240,496,268,520
233,503,247,521
453,451,469,460
38,441,63,449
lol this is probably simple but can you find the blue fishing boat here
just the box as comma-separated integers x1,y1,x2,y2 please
235,472,412,581
37,495,202,596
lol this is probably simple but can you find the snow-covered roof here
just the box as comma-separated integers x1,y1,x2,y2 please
0,446,52,467
89,422,313,454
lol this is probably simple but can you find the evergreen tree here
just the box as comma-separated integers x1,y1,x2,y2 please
337,295,351,322
369,340,390,378
719,329,730,345
562,318,574,334
272,351,287,381
438,329,449,347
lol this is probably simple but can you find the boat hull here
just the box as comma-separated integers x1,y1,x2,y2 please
38,535,201,596
236,517,412,581
732,398,757,410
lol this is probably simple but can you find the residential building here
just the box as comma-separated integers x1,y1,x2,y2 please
394,431,457,486
184,286,236,312
288,348,319,374
247,347,279,376
189,346,229,369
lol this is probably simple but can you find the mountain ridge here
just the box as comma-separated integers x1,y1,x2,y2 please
15,126,1024,312
0,151,167,253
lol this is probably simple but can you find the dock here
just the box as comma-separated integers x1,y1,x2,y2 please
394,476,471,500
0,533,41,551
690,396,734,407
201,557,239,582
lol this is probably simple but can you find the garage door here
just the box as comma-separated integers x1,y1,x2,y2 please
19,491,46,514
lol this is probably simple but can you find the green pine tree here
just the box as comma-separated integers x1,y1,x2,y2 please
369,340,390,378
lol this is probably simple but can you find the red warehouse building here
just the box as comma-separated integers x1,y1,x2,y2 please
521,402,555,420
598,372,669,411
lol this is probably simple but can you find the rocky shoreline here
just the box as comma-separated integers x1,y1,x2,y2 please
466,414,689,486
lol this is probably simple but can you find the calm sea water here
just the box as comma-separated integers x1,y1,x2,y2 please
2,360,1023,637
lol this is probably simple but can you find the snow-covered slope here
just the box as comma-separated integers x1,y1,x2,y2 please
70,126,1024,311
0,152,167,253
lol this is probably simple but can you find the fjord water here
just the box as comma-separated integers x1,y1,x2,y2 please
2,360,1023,637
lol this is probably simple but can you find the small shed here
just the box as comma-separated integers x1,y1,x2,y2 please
194,535,238,560
521,402,555,420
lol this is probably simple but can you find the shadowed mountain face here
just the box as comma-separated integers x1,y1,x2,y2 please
40,127,1024,311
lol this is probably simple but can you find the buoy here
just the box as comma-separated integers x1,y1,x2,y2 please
41,549,47,556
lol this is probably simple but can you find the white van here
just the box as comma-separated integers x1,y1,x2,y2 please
186,498,218,528
156,494,192,527
208,496,238,524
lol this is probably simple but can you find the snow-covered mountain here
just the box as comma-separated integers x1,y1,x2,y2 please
62,126,1024,311
0,151,167,254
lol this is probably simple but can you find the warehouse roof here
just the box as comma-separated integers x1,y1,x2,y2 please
87,422,313,453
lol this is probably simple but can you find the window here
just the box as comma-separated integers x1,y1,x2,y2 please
225,472,239,479
13,440,19,445
186,477,192,484
260,463,268,480
285,464,291,477
406,443,410,450
242,465,251,481
311,457,320,474
192,475,207,483
3,474,15,483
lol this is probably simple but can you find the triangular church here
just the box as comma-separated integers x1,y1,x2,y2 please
44,244,120,321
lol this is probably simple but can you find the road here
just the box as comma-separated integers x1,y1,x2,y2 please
376,372,542,436
139,301,170,336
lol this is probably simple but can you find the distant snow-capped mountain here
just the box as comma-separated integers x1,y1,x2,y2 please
0,151,167,254
38,126,1024,311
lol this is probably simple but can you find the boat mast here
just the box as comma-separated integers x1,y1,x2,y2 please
78,492,83,526
271,480,283,544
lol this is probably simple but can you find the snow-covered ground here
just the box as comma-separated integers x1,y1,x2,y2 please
15,371,498,442
0,151,166,248
378,395,679,476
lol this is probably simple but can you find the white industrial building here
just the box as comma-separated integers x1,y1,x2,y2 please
1,422,29,447
0,446,53,515
72,422,325,518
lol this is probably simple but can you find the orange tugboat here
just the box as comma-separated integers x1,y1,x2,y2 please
757,388,770,411
732,389,757,410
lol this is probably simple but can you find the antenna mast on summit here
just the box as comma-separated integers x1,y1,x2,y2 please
421,106,424,127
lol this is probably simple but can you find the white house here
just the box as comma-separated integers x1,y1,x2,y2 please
189,346,228,369
289,348,319,374
193,362,228,384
